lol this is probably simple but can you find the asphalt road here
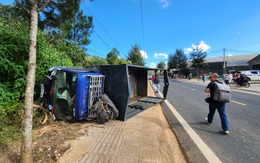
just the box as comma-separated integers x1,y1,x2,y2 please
161,79,260,163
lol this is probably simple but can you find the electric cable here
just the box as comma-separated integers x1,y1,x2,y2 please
140,0,145,53
93,30,112,50
231,41,260,50
83,2,126,55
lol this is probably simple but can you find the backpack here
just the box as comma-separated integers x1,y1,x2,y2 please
213,82,231,102
154,77,159,84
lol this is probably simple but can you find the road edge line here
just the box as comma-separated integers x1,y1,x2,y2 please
163,99,222,163
152,80,222,163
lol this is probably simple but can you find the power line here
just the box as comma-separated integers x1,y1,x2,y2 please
207,49,223,54
231,41,260,50
83,2,126,55
90,43,109,53
87,49,106,57
140,0,145,53
93,30,112,50
226,49,260,53
84,3,119,47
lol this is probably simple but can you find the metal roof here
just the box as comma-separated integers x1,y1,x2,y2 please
204,54,259,67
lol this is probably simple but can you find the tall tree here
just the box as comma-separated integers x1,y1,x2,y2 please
60,10,93,46
107,47,119,65
15,0,93,162
127,44,145,66
168,49,188,71
13,0,93,46
15,0,50,162
157,61,166,69
189,44,207,77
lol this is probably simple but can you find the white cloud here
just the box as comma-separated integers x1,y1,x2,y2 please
184,41,211,54
154,52,168,59
184,47,193,54
165,61,168,68
150,62,156,68
158,0,170,9
140,50,148,59
227,53,233,56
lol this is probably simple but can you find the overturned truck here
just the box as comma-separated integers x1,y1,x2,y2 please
37,65,168,124
39,67,118,124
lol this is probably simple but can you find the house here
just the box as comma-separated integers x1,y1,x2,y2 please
247,54,260,69
171,54,259,77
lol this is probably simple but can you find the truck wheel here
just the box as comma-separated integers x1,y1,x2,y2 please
97,110,108,124
33,104,48,125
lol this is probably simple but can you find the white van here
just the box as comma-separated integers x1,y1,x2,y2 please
240,70,260,81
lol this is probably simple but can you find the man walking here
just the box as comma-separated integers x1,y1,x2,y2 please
204,73,229,134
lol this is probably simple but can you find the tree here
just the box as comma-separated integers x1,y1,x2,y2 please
84,56,107,66
157,61,166,70
54,40,87,67
15,0,93,162
60,10,93,46
107,47,119,65
168,49,188,72
13,0,93,46
15,0,49,162
189,44,207,77
127,44,145,66
115,57,130,64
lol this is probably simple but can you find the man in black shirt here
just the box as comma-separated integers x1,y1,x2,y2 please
204,73,229,134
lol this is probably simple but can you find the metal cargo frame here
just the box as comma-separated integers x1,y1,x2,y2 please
99,64,169,121
88,75,105,106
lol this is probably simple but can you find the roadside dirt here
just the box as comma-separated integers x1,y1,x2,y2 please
0,120,98,163
1,82,187,163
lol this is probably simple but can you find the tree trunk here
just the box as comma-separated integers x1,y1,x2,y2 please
21,2,38,163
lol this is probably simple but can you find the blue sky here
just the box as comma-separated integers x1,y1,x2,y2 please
2,0,260,68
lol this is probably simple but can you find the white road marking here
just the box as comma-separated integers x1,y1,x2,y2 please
230,100,247,106
191,88,196,91
163,98,222,163
152,82,222,163
182,86,186,88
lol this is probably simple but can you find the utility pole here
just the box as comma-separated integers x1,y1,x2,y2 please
223,48,226,73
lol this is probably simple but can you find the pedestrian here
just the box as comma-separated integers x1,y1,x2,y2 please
223,72,229,85
151,75,155,84
204,73,229,134
154,74,160,93
233,72,239,85
188,73,192,80
202,73,206,82
228,73,233,87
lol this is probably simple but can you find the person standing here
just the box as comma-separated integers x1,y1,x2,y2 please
202,73,206,82
233,72,239,85
204,73,229,134
151,75,155,84
223,72,229,85
188,73,192,80
154,74,160,93
228,73,233,86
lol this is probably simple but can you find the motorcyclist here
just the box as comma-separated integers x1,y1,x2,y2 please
237,73,248,86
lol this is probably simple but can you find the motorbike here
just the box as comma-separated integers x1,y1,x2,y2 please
233,78,250,88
